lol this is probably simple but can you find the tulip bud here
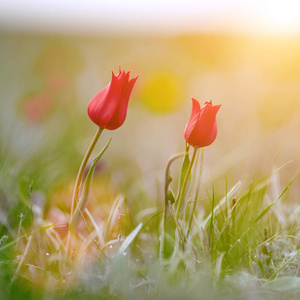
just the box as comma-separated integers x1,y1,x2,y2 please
184,98,221,148
88,68,138,130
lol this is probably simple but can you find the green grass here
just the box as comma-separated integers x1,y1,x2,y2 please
1,143,300,300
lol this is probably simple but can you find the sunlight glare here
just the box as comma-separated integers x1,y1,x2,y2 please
260,0,300,33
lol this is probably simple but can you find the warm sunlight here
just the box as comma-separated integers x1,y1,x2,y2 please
261,0,300,33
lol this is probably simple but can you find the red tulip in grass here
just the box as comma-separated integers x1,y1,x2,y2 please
176,98,221,218
160,98,221,258
67,67,137,257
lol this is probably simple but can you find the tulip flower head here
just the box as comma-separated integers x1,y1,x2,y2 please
88,68,138,130
184,98,221,148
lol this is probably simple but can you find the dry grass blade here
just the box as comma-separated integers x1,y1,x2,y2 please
11,235,33,283
105,194,125,242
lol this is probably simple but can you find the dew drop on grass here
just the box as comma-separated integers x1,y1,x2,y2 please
123,252,127,256
109,245,113,249
45,253,50,256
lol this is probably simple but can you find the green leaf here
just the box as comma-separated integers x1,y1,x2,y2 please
70,137,112,232
252,204,274,225
202,181,241,228
255,259,266,278
252,174,297,225
167,188,175,204
276,173,297,202
175,143,190,204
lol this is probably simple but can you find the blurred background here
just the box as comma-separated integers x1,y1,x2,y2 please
0,0,300,222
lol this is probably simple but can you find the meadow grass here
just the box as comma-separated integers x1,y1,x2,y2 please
1,145,299,300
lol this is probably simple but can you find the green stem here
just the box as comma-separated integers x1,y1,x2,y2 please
186,148,203,238
169,201,186,245
70,127,103,218
159,205,167,260
175,147,198,220
66,126,103,257
160,152,187,259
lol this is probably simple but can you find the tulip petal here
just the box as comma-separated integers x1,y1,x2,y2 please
123,76,138,101
184,99,221,148
104,76,137,130
87,68,137,130
87,84,110,125
88,72,122,129
184,98,201,143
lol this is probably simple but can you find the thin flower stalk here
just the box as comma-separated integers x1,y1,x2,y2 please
66,126,103,257
160,152,187,259
175,147,198,220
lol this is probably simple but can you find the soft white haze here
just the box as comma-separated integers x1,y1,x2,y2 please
0,0,300,35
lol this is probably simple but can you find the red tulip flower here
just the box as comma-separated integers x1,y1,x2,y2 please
184,98,221,148
88,68,138,130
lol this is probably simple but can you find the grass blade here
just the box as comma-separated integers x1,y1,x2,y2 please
118,223,143,254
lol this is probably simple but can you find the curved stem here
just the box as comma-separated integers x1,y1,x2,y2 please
66,126,103,257
160,152,187,259
175,147,198,220
70,127,103,218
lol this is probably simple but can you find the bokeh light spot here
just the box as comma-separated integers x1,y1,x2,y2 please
139,71,184,114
